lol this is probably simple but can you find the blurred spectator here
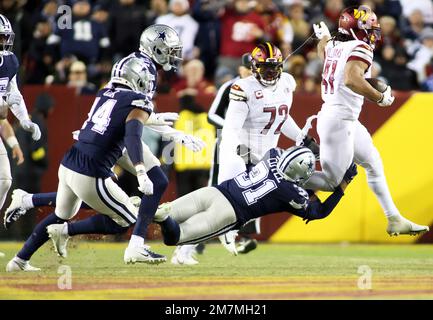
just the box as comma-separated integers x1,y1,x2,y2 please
304,50,322,93
12,93,54,238
216,0,266,86
376,15,401,54
25,17,54,84
192,0,225,79
286,54,306,89
286,2,310,54
92,2,110,27
407,27,433,84
156,0,199,61
146,0,169,24
67,60,98,95
47,0,110,65
256,0,294,57
402,9,426,45
371,0,402,22
400,0,433,25
109,0,148,61
377,45,418,90
310,0,344,33
173,59,216,98
33,0,58,32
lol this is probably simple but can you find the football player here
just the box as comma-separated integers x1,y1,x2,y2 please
153,146,357,246
215,42,319,254
5,25,195,271
306,6,428,235
0,14,40,212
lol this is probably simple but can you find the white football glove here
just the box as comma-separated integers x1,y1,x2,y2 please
173,133,206,152
135,164,154,195
377,86,395,107
20,119,41,141
147,112,179,126
4,92,22,106
313,21,331,40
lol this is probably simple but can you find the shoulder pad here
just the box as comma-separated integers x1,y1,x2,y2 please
131,99,153,112
229,83,248,102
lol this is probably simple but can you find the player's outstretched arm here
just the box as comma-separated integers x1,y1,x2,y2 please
125,108,153,195
313,21,331,61
0,119,24,165
302,163,358,223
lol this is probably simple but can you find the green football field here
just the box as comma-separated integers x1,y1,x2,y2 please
1,241,433,299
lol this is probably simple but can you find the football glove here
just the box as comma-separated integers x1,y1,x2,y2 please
136,164,153,195
147,112,179,126
173,133,206,152
343,162,358,184
313,21,331,40
20,119,41,141
302,135,320,160
377,86,395,107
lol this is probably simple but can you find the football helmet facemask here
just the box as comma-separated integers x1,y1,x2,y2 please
251,42,283,86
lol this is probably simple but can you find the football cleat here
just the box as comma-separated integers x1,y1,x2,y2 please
129,196,141,209
4,189,31,229
218,230,239,256
237,238,258,254
124,245,167,264
387,215,430,236
47,223,70,258
171,246,199,265
6,257,41,272
154,202,172,223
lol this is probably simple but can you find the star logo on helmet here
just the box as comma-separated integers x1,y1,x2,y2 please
307,161,314,171
156,31,167,41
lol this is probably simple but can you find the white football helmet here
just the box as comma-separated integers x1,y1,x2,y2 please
111,56,153,94
0,14,14,53
139,24,183,71
277,146,316,183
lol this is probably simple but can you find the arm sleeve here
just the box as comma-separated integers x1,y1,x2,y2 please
124,119,144,165
280,115,302,142
218,99,249,183
7,76,30,122
302,186,345,223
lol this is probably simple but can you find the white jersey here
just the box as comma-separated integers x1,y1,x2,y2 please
225,72,297,160
321,39,373,120
155,14,199,60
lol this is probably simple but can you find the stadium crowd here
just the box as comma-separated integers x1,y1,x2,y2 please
2,0,433,93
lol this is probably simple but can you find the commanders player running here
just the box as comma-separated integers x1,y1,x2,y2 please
306,6,428,235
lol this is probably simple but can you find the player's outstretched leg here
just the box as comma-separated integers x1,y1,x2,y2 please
124,167,168,265
6,213,66,272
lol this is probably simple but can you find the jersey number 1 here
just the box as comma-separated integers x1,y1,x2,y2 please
322,59,337,94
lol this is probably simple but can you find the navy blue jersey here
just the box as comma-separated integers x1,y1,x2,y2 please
55,18,108,63
61,87,153,178
216,148,313,226
0,52,19,96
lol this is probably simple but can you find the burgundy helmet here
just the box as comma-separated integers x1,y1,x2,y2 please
338,5,381,48
250,42,283,86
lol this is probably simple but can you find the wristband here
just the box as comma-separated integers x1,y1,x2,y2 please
135,164,146,175
6,136,19,149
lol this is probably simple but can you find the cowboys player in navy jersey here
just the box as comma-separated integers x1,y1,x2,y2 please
5,25,191,271
152,146,358,246
0,15,40,212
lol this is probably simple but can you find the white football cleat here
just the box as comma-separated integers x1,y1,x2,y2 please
387,215,430,236
4,189,32,229
124,245,167,264
218,230,239,256
171,246,199,265
154,202,172,223
47,223,70,258
6,257,41,272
